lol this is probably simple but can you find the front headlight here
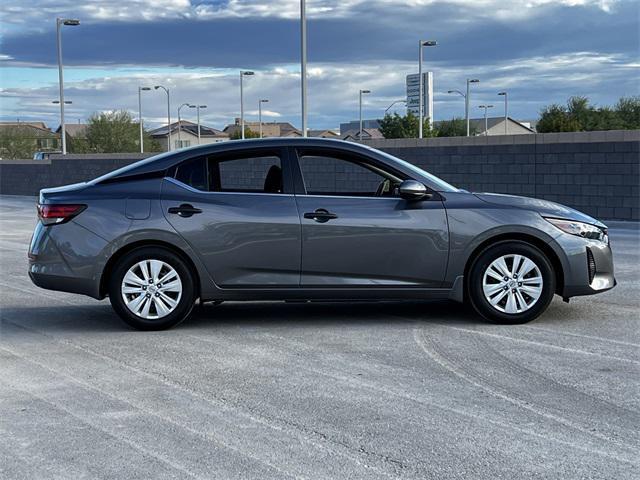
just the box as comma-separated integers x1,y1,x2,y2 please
545,217,608,243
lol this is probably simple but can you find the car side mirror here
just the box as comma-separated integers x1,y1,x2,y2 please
398,180,431,201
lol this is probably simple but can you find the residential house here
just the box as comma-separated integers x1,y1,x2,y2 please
342,128,384,141
340,119,381,136
463,117,535,136
223,118,302,138
150,120,229,151
0,121,60,158
308,129,340,138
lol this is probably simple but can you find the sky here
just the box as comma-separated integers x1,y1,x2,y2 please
0,0,638,131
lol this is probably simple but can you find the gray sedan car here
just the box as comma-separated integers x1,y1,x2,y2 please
29,138,615,330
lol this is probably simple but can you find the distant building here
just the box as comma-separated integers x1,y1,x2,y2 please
0,121,60,158
150,120,229,151
307,129,339,138
461,117,535,136
55,123,88,140
223,118,301,138
339,119,380,136
406,72,433,125
342,128,384,141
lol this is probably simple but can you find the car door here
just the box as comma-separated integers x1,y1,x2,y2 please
161,147,301,287
291,147,448,287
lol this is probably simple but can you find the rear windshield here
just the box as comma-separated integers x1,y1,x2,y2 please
88,151,175,185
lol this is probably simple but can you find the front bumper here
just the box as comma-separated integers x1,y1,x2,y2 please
551,234,616,298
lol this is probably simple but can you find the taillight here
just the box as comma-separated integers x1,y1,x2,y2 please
37,204,86,225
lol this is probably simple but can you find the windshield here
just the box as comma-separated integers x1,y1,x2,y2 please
88,150,175,185
375,149,460,192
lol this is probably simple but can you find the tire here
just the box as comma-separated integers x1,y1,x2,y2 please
108,247,196,330
467,241,555,324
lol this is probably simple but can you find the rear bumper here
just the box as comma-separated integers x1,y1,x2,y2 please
29,271,100,298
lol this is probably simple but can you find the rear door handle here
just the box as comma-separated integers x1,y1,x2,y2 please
167,203,202,218
303,209,338,223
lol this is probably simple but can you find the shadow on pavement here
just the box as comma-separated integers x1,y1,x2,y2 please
1,299,483,335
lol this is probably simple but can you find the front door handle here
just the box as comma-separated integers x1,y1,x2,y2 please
303,208,338,223
167,203,202,218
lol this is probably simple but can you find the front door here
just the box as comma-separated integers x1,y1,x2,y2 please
161,147,301,287
292,148,448,287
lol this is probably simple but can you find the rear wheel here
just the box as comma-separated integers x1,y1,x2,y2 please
108,247,196,330
468,241,555,324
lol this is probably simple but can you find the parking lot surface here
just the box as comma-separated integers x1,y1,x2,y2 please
1,194,638,479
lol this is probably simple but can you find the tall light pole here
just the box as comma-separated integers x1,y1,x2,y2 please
189,105,207,144
498,91,508,135
138,86,151,153
465,79,480,136
359,89,371,141
418,40,437,139
240,70,254,139
258,99,269,138
478,104,494,135
56,17,80,155
384,99,407,115
177,103,192,148
300,0,308,137
154,85,171,151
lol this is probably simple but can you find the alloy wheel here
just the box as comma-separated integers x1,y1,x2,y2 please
482,254,543,314
121,259,183,319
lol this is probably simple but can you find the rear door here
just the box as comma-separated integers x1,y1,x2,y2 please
291,147,449,287
161,147,301,287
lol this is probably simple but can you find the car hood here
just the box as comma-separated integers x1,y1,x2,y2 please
474,192,606,228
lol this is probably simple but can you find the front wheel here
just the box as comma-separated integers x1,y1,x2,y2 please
468,241,556,324
108,247,196,330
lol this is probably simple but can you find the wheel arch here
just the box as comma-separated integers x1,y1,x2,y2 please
463,233,564,296
99,240,201,299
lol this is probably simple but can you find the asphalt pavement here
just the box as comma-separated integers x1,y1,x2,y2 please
1,194,638,479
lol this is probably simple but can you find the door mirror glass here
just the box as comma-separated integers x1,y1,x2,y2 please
398,180,430,200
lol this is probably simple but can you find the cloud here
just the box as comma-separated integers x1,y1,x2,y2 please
1,52,636,131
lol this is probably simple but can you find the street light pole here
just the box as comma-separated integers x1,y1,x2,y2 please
384,99,407,115
478,104,494,135
498,91,508,135
191,105,206,144
240,70,254,139
154,85,171,151
465,79,479,136
258,99,269,138
301,0,308,137
177,103,192,148
138,86,151,153
56,17,80,155
418,40,437,139
359,89,370,141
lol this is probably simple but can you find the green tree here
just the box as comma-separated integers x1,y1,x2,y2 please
537,96,638,133
84,110,159,153
378,111,435,139
435,117,472,137
0,127,37,159
229,127,261,140
615,96,640,129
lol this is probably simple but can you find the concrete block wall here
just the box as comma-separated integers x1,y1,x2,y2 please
1,131,638,220
366,130,639,221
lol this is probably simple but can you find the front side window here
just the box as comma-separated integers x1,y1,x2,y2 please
298,153,403,197
172,152,284,194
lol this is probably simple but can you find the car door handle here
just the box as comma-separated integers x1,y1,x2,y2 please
167,204,202,218
303,209,338,223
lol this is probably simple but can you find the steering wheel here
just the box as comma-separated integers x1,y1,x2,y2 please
375,179,392,197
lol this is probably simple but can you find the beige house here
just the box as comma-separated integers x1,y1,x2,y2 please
466,117,535,136
223,118,302,138
0,121,60,158
150,120,229,151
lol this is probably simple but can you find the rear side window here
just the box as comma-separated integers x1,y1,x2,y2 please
213,156,282,193
172,153,284,194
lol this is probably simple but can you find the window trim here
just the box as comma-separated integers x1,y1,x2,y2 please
290,146,411,198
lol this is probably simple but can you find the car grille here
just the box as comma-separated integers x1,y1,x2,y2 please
587,248,596,284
